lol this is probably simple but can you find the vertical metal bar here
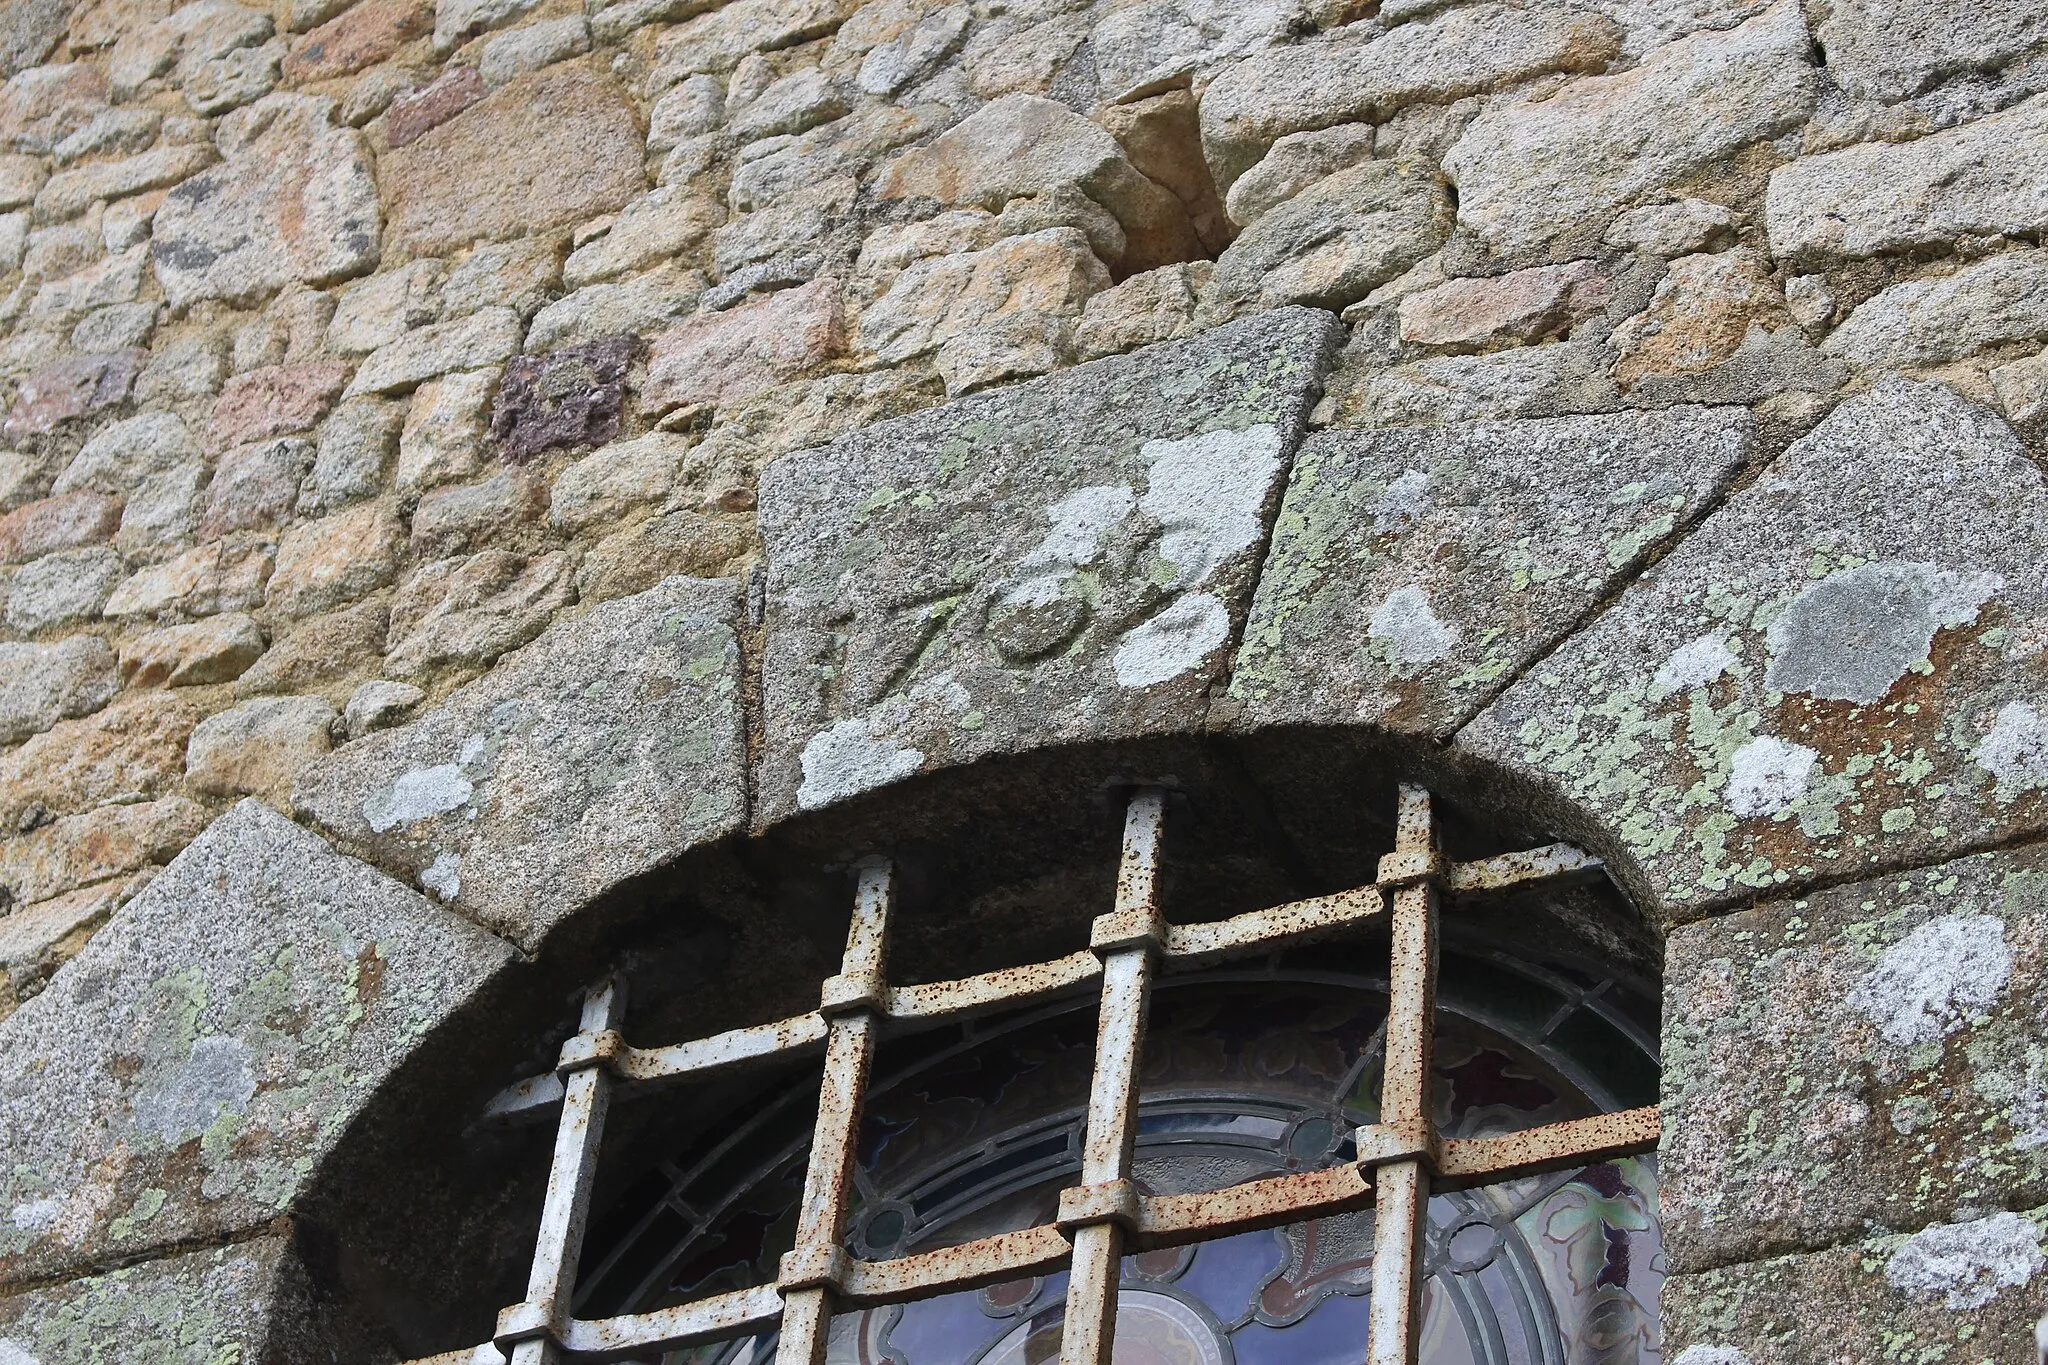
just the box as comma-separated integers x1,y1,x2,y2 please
511,977,628,1365
1060,790,1166,1365
1367,785,1440,1365
776,858,894,1365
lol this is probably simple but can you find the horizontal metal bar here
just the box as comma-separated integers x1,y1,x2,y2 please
1134,1163,1375,1249
557,1284,785,1360
622,1011,832,1084
1436,1105,1660,1190
888,951,1103,1022
1445,842,1603,894
841,1223,1073,1304
1163,886,1387,965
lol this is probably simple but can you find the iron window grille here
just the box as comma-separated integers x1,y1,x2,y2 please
433,785,1660,1365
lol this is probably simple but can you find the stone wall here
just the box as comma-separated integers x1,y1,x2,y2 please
0,0,2045,1352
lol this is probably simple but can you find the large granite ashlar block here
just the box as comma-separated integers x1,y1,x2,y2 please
0,801,512,1288
1230,406,1754,737
294,575,748,950
1459,377,2048,920
756,306,1343,823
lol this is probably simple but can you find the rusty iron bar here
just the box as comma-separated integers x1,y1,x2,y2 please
494,978,628,1365
842,1223,1074,1303
1444,841,1604,893
1058,788,1166,1365
1366,785,1441,1365
774,855,895,1365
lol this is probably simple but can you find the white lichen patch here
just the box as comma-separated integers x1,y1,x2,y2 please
363,761,476,833
1849,914,2012,1047
1372,468,1432,534
6,1199,59,1232
1655,632,1738,694
799,717,926,811
1024,484,1136,569
1975,701,2048,799
130,1035,257,1145
420,852,462,901
1724,735,1818,817
1672,1348,1751,1365
1139,423,1283,588
1884,1210,2045,1309
1764,560,2002,704
0,1340,39,1365
1368,585,1459,675
1114,592,1231,687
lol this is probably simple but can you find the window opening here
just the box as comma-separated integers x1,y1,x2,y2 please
433,786,1659,1365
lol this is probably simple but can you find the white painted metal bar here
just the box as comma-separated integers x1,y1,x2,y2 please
774,857,895,1365
497,978,628,1364
1366,786,1441,1365
1058,789,1166,1365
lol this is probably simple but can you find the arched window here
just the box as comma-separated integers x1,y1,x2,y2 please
429,784,1661,1365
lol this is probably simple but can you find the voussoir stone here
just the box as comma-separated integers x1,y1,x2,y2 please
151,93,380,309
382,61,645,258
0,799,512,1285
1661,845,2048,1277
294,575,746,949
756,306,1341,824
1442,1,1817,265
1766,94,2048,263
0,1235,349,1363
1456,377,2048,921
1198,3,1622,192
1230,407,1753,739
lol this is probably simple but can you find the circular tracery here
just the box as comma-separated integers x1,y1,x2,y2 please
576,952,1662,1365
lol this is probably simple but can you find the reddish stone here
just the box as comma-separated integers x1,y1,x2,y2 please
283,0,433,83
0,492,123,565
491,333,635,462
207,360,353,450
2,350,146,442
386,65,485,150
642,279,845,412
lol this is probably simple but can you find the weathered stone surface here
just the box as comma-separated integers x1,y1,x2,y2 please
296,575,744,946
1662,1210,2048,1364
345,307,520,396
0,0,66,79
756,307,1340,822
119,612,266,687
547,430,684,532
394,368,495,491
32,142,215,222
409,468,545,555
644,0,857,76
1611,248,1787,387
102,541,273,620
577,509,749,602
185,694,336,803
199,436,315,537
151,94,380,309
1199,4,1622,191
526,261,702,351
876,94,1200,274
478,14,590,86
563,187,721,289
327,260,444,357
1089,0,1292,106
343,678,421,737
0,1235,343,1362
1443,3,1817,265
234,598,385,696
207,358,351,448
1766,95,2048,263
281,0,429,82
0,797,207,911
1230,407,1750,737
384,61,483,147
1663,847,2048,1277
857,228,1106,374
265,498,404,618
382,62,644,258
5,545,123,631
0,491,120,564
1823,249,2048,369
0,798,512,1283
1397,259,1610,352
0,873,147,1013
384,548,575,675
303,397,401,513
1813,0,2048,105
0,695,201,826
1604,197,1740,257
643,277,843,412
2,349,143,441
1223,122,1374,229
0,637,118,745
1201,160,1452,319
53,412,198,499
442,235,562,321
1074,259,1210,359
492,333,632,461
1457,378,2048,919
